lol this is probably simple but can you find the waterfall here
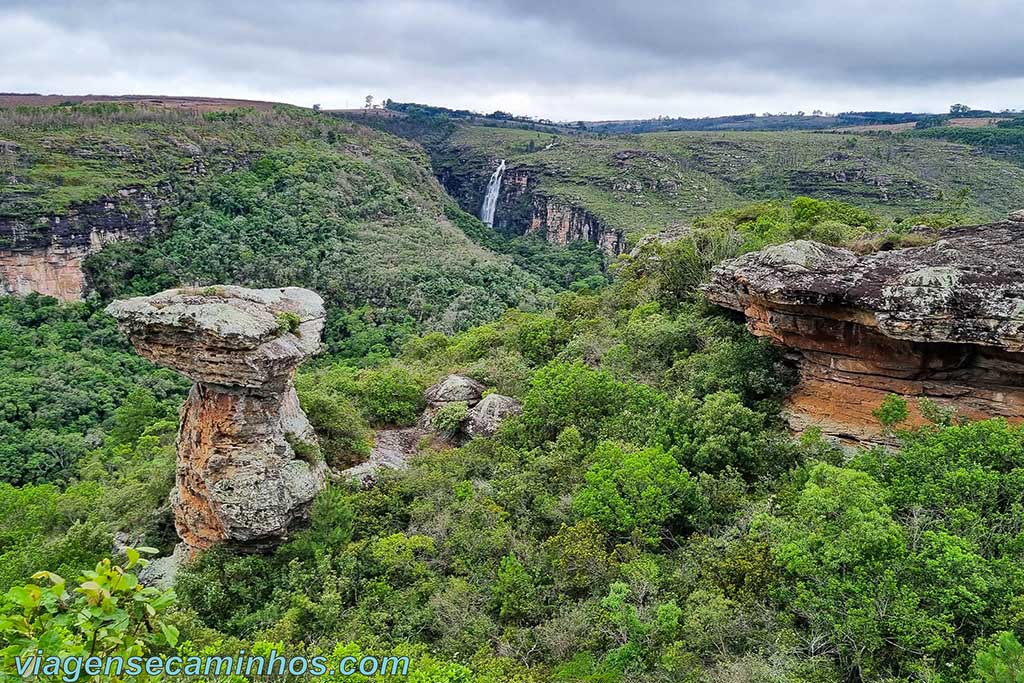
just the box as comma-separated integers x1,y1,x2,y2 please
480,159,506,227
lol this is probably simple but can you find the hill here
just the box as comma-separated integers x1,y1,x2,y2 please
414,123,1024,253
0,103,607,355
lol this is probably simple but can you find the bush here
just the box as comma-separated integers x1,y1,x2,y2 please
664,391,768,478
275,311,301,335
431,401,469,437
0,552,178,679
573,441,698,544
296,384,371,468
357,366,425,426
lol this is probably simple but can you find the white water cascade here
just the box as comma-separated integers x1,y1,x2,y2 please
480,159,506,227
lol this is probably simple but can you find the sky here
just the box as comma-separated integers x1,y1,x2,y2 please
2,0,1023,121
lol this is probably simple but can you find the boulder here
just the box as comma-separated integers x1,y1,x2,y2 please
464,394,523,438
342,427,425,487
106,285,327,553
703,218,1024,444
424,374,485,407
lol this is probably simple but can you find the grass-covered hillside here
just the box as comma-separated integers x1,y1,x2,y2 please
0,105,606,355
430,123,1024,242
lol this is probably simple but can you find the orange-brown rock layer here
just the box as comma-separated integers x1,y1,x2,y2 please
703,217,1024,444
0,189,162,301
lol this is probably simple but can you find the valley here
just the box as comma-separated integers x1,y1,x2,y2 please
354,113,1024,259
2,98,1024,683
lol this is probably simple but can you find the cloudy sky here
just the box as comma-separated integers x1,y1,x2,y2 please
2,0,1022,121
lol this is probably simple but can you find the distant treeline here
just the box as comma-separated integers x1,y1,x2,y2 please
585,111,927,134
908,116,1024,165
384,100,572,131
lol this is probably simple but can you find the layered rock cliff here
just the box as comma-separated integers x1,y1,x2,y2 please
438,164,625,256
703,214,1024,443
106,285,327,552
0,189,163,301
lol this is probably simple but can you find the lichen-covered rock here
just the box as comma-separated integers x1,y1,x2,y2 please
342,427,426,486
464,394,523,438
703,216,1024,444
424,374,486,408
106,285,327,552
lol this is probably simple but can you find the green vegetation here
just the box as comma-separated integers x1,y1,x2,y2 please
0,551,179,682
0,293,186,485
275,311,301,335
909,122,1024,167
4,104,1024,682
431,123,1024,243
2,104,606,359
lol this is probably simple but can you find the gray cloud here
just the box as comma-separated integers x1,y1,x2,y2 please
1,0,1022,120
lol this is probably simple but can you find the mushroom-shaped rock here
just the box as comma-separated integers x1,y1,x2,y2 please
464,394,523,438
106,286,327,553
702,219,1024,445
424,374,485,408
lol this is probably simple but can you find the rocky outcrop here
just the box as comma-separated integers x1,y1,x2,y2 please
342,427,426,487
421,374,521,440
0,189,163,301
464,393,523,438
526,195,626,255
703,215,1024,444
106,285,327,552
345,375,521,486
425,374,485,407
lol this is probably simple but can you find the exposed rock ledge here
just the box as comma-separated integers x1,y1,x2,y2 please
106,285,327,552
703,214,1024,444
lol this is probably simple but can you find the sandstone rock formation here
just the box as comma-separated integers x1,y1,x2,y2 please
106,285,327,552
1,189,162,301
703,215,1024,443
464,393,523,438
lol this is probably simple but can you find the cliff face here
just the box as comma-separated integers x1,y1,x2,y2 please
438,164,626,256
703,214,1024,444
106,285,327,553
0,188,162,301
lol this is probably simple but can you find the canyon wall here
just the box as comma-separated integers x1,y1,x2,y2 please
703,214,1024,444
438,164,625,255
106,285,327,553
0,188,162,301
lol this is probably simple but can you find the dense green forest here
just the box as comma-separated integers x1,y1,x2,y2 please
1,105,606,356
3,177,1023,682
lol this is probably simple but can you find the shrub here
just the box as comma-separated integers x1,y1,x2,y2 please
296,385,371,468
357,366,424,426
873,393,909,429
573,441,698,544
275,311,301,335
0,551,178,680
431,401,469,437
664,391,767,478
